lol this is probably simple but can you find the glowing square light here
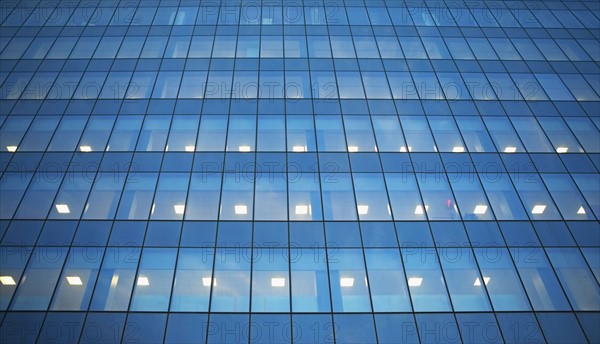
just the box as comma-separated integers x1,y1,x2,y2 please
55,204,70,214
452,146,465,153
185,145,195,152
202,277,215,287
295,205,310,215
473,205,488,215
474,277,491,286
357,205,369,215
504,146,517,153
271,277,286,287
414,205,428,215
137,276,149,286
66,276,83,285
0,276,16,285
292,145,307,152
577,206,586,215
174,204,185,214
531,205,546,214
556,147,568,153
79,145,92,152
6,146,17,152
408,277,423,287
235,204,248,215
400,146,412,152
238,145,251,152
340,277,354,287
347,146,359,152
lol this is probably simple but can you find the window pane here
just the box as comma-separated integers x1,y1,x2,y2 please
254,173,287,220
11,247,68,310
546,248,600,311
210,248,251,312
130,248,177,311
151,173,189,220
116,172,158,220
83,172,126,219
197,115,227,151
402,247,452,312
541,173,594,220
49,172,95,219
352,173,391,221
448,172,494,220
51,247,104,310
509,247,570,311
107,116,143,151
251,248,290,312
385,173,427,221
365,248,411,312
438,247,492,311
0,247,33,310
321,173,357,220
372,116,406,152
291,248,330,312
136,115,171,151
186,172,222,220
90,247,140,311
416,173,461,220
473,248,530,311
329,248,371,312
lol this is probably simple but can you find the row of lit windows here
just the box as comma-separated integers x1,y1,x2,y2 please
0,311,596,343
3,70,598,101
1,244,598,313
3,33,598,62
2,114,597,154
3,3,598,29
2,170,597,221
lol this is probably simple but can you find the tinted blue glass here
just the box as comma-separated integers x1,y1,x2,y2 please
0,0,597,338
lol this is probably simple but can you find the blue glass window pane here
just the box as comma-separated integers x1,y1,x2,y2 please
456,313,502,344
496,312,544,344
333,314,377,343
90,247,140,311
210,248,251,312
509,247,570,311
50,247,104,310
415,313,460,344
546,248,600,311
328,248,371,312
251,248,290,312
116,173,158,220
473,248,531,311
375,314,419,343
0,247,32,310
290,248,330,312
321,173,357,221
402,247,452,312
165,313,208,343
365,248,411,312
11,247,68,310
171,248,213,312
130,248,177,311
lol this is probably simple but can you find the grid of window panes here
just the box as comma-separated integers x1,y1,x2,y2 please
0,0,599,343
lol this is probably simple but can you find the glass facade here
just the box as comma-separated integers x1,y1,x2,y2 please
0,0,599,343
